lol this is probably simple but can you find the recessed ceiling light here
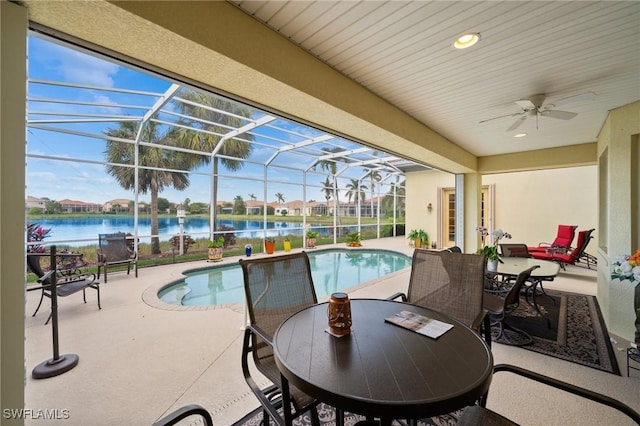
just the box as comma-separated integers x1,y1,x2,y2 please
514,133,527,138
453,33,481,49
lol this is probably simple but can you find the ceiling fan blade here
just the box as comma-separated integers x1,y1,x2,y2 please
552,91,596,107
515,99,536,109
478,112,523,124
541,110,578,120
506,115,527,132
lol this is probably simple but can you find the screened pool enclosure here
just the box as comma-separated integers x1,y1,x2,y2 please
26,33,433,255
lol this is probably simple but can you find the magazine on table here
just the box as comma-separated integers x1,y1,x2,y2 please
385,310,453,339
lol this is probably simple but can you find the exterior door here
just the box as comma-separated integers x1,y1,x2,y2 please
441,187,490,248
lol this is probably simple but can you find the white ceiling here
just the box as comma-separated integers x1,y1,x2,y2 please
229,1,640,157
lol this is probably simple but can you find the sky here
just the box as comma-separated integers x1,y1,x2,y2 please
25,34,403,208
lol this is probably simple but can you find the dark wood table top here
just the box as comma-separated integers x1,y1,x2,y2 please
273,298,493,422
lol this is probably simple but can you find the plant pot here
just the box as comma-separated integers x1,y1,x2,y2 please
414,238,422,249
207,247,223,262
283,241,291,252
306,238,316,248
265,240,275,254
487,259,499,272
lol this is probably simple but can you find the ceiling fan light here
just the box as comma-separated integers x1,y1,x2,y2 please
453,33,480,49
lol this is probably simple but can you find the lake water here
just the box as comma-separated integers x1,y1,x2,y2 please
30,216,346,246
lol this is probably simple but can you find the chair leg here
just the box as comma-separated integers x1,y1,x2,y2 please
32,290,45,317
310,406,320,426
502,320,533,346
95,284,101,310
483,314,492,349
82,288,87,304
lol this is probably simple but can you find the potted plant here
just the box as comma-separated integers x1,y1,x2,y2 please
264,236,276,254
306,230,319,248
207,236,225,262
407,229,428,249
170,234,195,254
346,231,362,247
476,227,511,271
283,237,292,252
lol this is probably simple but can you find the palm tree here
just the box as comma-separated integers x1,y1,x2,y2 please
104,120,195,254
315,147,345,222
275,192,285,204
321,177,333,216
365,169,382,218
248,193,257,201
174,89,254,231
382,178,406,218
345,178,367,206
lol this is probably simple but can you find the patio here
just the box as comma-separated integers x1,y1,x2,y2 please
24,237,639,425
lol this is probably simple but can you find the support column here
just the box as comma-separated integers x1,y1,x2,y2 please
455,173,482,253
1,2,28,424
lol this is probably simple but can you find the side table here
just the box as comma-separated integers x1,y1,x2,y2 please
628,346,640,377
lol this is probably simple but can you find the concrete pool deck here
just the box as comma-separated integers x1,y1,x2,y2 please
24,237,640,425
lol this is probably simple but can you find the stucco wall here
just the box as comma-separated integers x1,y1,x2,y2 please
598,101,640,342
483,167,598,253
406,166,597,253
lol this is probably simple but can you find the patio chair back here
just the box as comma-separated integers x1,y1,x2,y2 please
500,243,530,258
97,232,137,282
406,249,490,346
239,252,321,425
553,224,578,248
566,228,594,263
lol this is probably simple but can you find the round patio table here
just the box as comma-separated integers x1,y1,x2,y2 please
273,298,493,425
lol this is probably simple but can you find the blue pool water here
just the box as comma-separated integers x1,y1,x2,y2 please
158,249,411,306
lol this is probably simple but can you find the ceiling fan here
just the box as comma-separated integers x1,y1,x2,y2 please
479,92,596,132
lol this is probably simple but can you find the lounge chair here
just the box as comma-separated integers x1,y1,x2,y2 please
27,253,101,324
97,232,138,283
529,229,594,270
528,224,577,253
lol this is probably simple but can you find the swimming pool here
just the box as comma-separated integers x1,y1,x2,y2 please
157,248,411,307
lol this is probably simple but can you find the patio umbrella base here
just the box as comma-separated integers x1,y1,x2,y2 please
32,354,79,379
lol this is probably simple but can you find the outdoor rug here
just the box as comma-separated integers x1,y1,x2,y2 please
232,404,461,426
494,289,621,375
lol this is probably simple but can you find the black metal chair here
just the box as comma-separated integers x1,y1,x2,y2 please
27,253,100,324
499,243,530,258
240,252,322,426
457,364,640,425
389,249,491,348
483,265,539,345
97,232,138,283
152,404,213,426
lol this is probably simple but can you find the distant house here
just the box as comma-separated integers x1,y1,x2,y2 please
58,198,103,213
245,200,265,215
103,198,132,213
25,195,46,213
